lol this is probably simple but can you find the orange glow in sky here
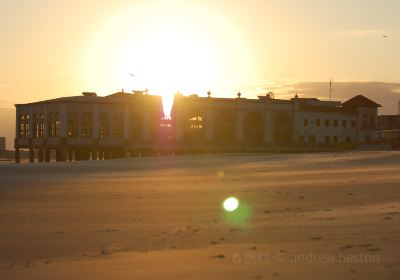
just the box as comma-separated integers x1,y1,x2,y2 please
80,1,255,117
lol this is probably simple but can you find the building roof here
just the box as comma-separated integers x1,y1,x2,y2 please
342,95,381,108
15,91,161,106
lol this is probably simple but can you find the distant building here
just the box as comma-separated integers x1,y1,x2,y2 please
377,114,400,141
0,137,5,152
14,91,381,163
378,115,400,130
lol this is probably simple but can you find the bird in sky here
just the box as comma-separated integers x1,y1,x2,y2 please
382,34,388,38
129,73,135,77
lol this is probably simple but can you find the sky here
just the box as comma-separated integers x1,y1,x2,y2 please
0,0,400,148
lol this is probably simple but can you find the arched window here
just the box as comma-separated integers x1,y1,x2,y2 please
39,113,45,138
214,111,234,144
55,112,61,137
244,112,263,144
25,114,30,138
48,113,55,138
33,114,39,139
67,112,79,138
185,113,204,142
112,113,123,139
99,113,110,139
81,112,92,138
19,114,28,138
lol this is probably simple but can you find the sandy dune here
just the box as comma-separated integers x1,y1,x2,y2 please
0,151,400,279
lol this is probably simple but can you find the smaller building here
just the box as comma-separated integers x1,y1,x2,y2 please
378,115,400,130
0,137,6,152
377,115,400,142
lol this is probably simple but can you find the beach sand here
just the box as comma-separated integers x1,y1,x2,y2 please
0,151,399,279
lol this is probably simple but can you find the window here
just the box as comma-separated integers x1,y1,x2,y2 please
39,114,45,138
19,114,29,138
333,136,338,143
333,120,338,127
25,114,30,137
342,120,347,127
325,136,330,143
48,113,55,137
351,120,356,128
324,119,330,127
81,112,93,138
316,119,321,127
345,136,352,143
33,114,39,138
55,113,60,137
304,119,309,127
67,112,79,138
99,113,110,139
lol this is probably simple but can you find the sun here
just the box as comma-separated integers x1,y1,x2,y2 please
81,2,255,118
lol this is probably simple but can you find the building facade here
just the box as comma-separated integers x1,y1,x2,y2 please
14,91,381,163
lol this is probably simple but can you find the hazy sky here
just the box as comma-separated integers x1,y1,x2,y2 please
0,0,399,105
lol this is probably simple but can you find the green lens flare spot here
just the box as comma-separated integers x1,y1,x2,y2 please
223,197,239,212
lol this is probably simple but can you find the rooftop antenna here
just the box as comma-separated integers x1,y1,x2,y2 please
329,78,333,101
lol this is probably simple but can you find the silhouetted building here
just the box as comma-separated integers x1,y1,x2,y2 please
14,91,381,163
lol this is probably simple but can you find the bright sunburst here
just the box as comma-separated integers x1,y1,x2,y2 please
81,1,255,118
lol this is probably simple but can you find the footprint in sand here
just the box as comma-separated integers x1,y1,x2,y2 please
367,247,381,252
341,245,354,250
310,236,323,240
209,254,224,259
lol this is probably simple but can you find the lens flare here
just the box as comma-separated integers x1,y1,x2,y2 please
223,197,239,212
